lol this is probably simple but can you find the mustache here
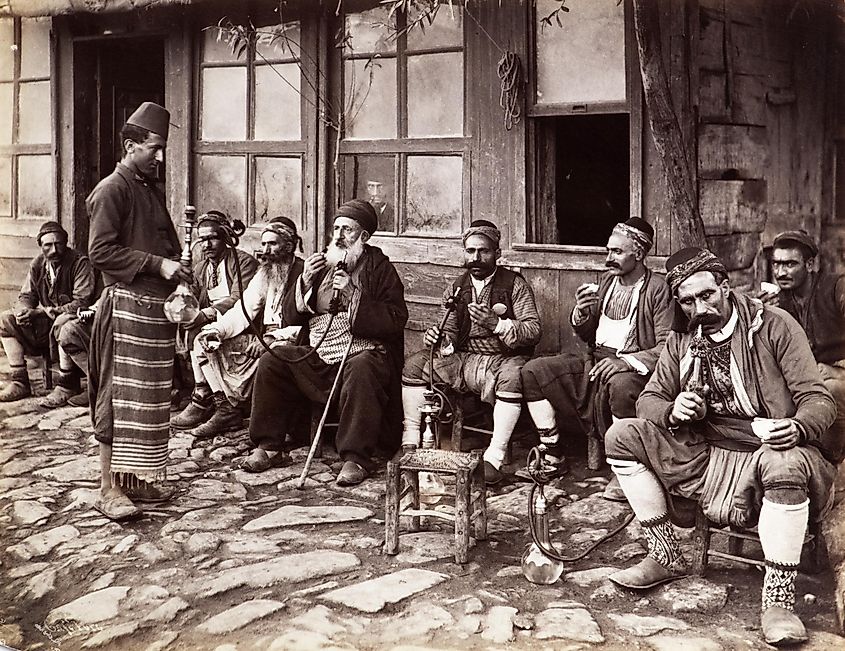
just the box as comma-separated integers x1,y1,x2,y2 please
605,262,620,269
464,261,485,269
687,313,721,333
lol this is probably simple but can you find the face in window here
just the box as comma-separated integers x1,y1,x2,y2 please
125,132,167,180
463,234,500,279
197,225,226,264
260,232,292,263
675,271,731,334
39,232,66,263
772,246,813,292
604,231,641,277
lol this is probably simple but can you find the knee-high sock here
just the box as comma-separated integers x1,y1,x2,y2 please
484,399,521,468
609,460,668,522
58,346,74,372
190,350,206,384
401,384,427,447
759,498,808,611
526,398,555,430
1,337,25,366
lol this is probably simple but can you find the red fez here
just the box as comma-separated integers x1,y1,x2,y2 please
126,102,170,140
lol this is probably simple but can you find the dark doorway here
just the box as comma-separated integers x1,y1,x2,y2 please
73,37,165,250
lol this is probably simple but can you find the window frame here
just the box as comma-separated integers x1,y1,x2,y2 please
335,6,471,238
521,0,642,251
0,17,57,225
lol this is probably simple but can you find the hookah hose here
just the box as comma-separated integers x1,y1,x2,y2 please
525,446,634,563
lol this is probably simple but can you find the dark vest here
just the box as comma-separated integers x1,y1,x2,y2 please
451,266,534,357
779,272,845,365
29,248,85,308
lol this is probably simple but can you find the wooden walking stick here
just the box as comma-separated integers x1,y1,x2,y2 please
296,336,355,489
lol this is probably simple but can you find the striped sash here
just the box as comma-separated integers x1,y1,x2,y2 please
110,286,175,480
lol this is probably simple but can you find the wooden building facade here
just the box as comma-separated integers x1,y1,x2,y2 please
0,0,842,357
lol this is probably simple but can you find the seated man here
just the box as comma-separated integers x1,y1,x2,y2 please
182,218,304,438
171,210,258,415
244,200,408,485
521,218,671,498
45,305,98,408
605,248,837,647
0,221,96,403
768,230,845,463
401,220,541,485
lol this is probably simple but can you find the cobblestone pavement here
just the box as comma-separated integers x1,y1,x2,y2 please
1,361,843,651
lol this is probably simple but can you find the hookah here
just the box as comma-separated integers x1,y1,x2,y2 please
687,324,712,400
163,205,201,327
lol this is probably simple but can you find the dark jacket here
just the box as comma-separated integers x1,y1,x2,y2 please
778,271,845,365
17,247,96,316
192,247,259,315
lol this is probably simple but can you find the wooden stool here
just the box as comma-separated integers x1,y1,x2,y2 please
41,351,53,391
692,506,824,575
385,448,487,564
445,389,512,465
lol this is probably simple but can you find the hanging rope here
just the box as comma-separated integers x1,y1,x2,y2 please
497,50,522,130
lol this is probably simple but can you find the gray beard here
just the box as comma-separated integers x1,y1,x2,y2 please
258,259,291,293
325,238,365,271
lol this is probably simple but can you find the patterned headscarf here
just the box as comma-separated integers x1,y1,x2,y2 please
462,219,501,247
611,217,654,258
666,247,728,293
198,210,245,244
262,217,301,252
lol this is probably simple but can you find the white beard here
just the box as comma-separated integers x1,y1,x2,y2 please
325,237,365,271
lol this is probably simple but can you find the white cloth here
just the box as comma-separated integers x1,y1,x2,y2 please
206,259,230,304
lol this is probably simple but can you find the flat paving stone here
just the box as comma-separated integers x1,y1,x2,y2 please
656,577,728,614
190,550,361,597
379,603,454,643
80,621,139,648
243,505,373,531
480,605,517,643
186,478,247,501
321,568,448,613
394,531,472,564
7,524,79,560
231,466,300,486
487,484,565,517
565,566,619,587
45,586,130,626
32,456,100,482
608,613,690,636
197,599,286,634
144,597,190,624
534,606,605,643
159,505,245,536
142,632,179,651
12,499,53,525
647,633,723,650
556,494,632,526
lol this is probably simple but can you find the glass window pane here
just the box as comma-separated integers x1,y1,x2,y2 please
18,155,52,220
254,63,301,141
342,155,396,233
0,156,11,216
0,82,12,145
20,18,50,80
254,157,302,226
18,81,51,144
344,58,396,140
407,52,463,137
196,156,246,223
535,0,626,105
202,26,242,63
200,67,247,140
405,155,462,235
344,7,395,55
406,5,463,51
0,19,14,81
255,22,300,63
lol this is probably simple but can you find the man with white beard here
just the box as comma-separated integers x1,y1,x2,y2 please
178,218,304,439
243,200,408,484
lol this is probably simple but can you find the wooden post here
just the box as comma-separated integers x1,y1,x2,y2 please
454,469,470,564
385,460,400,555
632,0,706,248
822,464,845,634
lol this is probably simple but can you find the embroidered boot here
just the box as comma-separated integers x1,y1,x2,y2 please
190,392,243,439
609,515,689,589
761,564,807,646
0,366,31,402
170,383,213,430
40,368,82,408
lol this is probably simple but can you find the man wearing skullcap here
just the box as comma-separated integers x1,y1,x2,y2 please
767,231,845,464
0,221,96,403
521,218,672,498
178,217,303,439
87,101,189,520
604,247,836,647
169,209,259,435
244,200,408,484
401,219,542,484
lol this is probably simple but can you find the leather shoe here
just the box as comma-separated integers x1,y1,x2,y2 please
602,475,627,502
124,481,177,504
483,461,504,485
761,607,808,646
608,556,689,590
336,460,368,486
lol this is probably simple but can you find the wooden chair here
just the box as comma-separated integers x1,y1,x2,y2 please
692,506,825,575
438,387,512,464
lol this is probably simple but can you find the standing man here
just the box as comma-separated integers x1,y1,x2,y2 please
605,247,836,647
769,230,845,463
169,209,258,433
244,200,408,485
87,102,189,521
521,218,672,498
401,219,542,484
0,221,96,403
180,218,304,438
